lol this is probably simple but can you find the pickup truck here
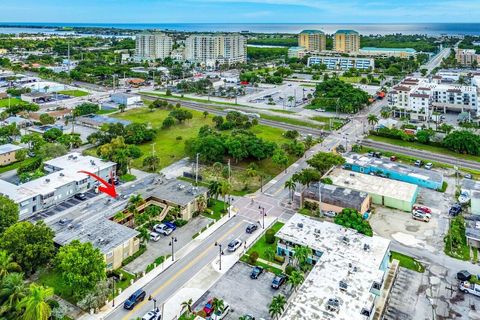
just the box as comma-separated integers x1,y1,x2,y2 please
459,281,480,297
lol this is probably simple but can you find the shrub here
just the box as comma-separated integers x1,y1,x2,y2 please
248,251,259,265
196,310,207,318
175,219,188,227
274,255,285,263
265,229,276,244
285,265,296,276
176,136,183,140
122,244,147,266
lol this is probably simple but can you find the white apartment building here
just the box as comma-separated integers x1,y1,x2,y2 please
389,77,479,117
184,34,247,67
135,32,173,60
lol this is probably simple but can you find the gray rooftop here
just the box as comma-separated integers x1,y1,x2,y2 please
462,179,480,192
345,153,443,184
146,178,208,207
0,143,23,154
303,182,369,210
466,220,480,242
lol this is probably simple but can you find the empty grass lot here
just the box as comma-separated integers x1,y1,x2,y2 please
390,251,425,273
0,97,26,107
246,221,285,263
58,89,89,97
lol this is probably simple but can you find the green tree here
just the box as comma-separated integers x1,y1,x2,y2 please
269,294,287,320
208,180,221,201
293,245,311,269
137,227,150,244
284,179,296,202
416,129,435,144
272,149,289,171
118,104,126,113
212,298,225,314
0,272,27,315
291,168,320,187
169,109,193,123
306,152,345,175
203,111,209,118
334,208,373,236
39,113,55,125
0,222,55,274
264,247,276,262
443,130,480,156
161,116,175,129
367,114,379,126
55,240,107,299
143,155,160,172
220,180,232,211
0,195,19,234
288,270,304,292
17,284,53,320
0,250,21,279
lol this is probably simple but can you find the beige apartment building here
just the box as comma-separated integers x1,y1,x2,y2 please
298,30,326,52
334,29,360,53
456,49,480,66
135,32,173,60
185,33,247,67
0,144,24,166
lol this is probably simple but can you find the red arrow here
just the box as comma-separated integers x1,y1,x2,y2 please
78,170,117,198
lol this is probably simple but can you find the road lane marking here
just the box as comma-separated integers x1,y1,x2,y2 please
121,220,244,320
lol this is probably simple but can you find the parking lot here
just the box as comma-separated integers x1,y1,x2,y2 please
194,262,290,319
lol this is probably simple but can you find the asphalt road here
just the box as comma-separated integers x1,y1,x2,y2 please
360,139,480,171
106,216,249,320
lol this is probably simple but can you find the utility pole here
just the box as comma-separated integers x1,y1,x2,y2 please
228,159,231,183
67,41,71,75
151,142,156,157
195,153,199,186
318,181,322,215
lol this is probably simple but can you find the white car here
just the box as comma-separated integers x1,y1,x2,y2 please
412,209,431,218
324,211,337,218
458,191,471,204
154,224,173,236
142,308,161,320
211,303,230,320
150,232,161,242
424,163,433,170
227,239,242,252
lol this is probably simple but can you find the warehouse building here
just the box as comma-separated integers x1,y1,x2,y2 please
300,182,371,215
276,214,394,320
111,92,142,106
329,168,419,212
343,153,443,190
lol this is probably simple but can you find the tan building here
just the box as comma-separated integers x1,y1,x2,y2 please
0,144,24,166
298,30,326,52
334,29,360,53
456,49,480,66
135,32,173,61
185,33,247,67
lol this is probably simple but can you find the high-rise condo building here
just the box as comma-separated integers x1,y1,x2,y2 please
185,34,247,67
135,32,173,60
298,30,326,52
334,30,360,53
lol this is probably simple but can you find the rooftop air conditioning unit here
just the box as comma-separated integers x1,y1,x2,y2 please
297,223,303,228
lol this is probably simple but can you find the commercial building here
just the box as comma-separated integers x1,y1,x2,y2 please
276,214,394,320
343,153,444,190
135,32,173,61
388,77,479,117
298,30,326,52
20,92,54,103
0,144,24,166
329,168,419,212
308,56,374,70
359,47,416,58
287,46,308,59
2,116,31,128
184,34,247,67
300,182,371,214
111,92,142,106
456,49,480,66
76,114,131,128
0,153,116,220
334,30,360,53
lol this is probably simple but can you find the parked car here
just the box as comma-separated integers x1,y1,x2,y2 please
271,274,287,289
449,204,462,216
211,302,231,320
242,315,255,320
413,205,432,214
228,239,242,252
74,193,87,201
246,224,258,234
414,160,423,167
424,163,433,170
412,209,431,218
412,211,430,222
123,289,146,310
458,191,471,204
464,174,473,179
367,151,374,157
250,266,264,279
390,155,397,161
163,221,177,231
457,270,472,282
141,308,161,320
459,281,480,297
150,232,161,242
373,152,382,158
109,177,120,186
203,299,215,316
324,211,337,218
154,224,173,236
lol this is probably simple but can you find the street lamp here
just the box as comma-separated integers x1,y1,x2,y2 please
169,236,178,261
214,241,224,270
258,206,266,229
148,295,157,309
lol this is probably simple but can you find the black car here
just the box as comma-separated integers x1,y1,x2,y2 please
250,266,264,279
74,193,87,201
373,152,382,158
123,289,146,310
457,270,472,282
271,274,287,289
246,224,258,234
449,204,462,216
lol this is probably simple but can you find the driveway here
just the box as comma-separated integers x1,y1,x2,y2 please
194,261,291,319
123,216,213,274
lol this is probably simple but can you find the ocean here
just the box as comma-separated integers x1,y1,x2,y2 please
0,23,480,35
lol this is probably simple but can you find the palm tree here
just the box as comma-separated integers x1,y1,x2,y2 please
220,180,232,211
246,167,257,178
0,273,27,315
293,245,311,269
378,73,386,85
0,250,21,279
287,96,295,107
284,179,296,202
181,298,193,316
129,194,144,207
287,270,304,292
118,104,126,113
196,195,207,214
269,294,287,320
208,180,221,201
367,114,379,128
264,247,276,262
137,227,150,244
17,284,54,320
212,298,225,314
380,109,391,119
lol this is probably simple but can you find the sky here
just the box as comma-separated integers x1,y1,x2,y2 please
1,0,480,23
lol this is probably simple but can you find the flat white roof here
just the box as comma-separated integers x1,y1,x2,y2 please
0,143,23,154
329,168,418,202
278,214,390,320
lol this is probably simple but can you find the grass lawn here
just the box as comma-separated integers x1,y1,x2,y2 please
268,109,296,114
120,173,136,182
114,269,135,295
38,268,75,303
203,199,227,221
390,251,425,273
367,135,480,163
0,159,24,174
339,76,362,83
113,106,292,177
0,97,27,107
58,89,89,97
178,313,196,320
141,91,247,108
240,255,283,275
246,221,285,263
96,108,117,115
260,113,324,129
